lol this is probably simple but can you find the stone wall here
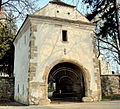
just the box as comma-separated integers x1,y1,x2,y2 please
0,77,14,100
101,75,120,96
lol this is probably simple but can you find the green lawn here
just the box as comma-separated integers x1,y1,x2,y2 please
48,89,55,92
102,94,120,100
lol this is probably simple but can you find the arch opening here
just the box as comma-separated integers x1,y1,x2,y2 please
48,62,85,102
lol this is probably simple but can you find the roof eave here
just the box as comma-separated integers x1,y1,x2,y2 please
29,14,95,26
49,1,75,8
13,15,29,43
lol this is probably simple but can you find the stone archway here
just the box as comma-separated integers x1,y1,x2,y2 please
47,62,86,102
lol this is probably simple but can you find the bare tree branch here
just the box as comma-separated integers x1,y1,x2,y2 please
1,0,39,21
95,36,119,50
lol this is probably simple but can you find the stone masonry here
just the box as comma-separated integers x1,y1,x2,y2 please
101,75,120,96
0,77,14,100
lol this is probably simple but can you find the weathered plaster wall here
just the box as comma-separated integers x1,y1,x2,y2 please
101,75,120,96
13,22,31,104
0,77,14,100
28,16,101,104
30,19,95,81
34,3,90,23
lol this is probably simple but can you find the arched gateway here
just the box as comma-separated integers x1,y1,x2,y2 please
48,62,85,101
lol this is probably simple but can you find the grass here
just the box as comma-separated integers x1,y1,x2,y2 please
48,89,55,92
102,94,120,100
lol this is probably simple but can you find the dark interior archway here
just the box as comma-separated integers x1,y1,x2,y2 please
48,62,85,102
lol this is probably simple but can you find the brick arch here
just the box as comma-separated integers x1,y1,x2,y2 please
43,59,91,99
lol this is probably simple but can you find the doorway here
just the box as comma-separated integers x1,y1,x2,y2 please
48,62,85,102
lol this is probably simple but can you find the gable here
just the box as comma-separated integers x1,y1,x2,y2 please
33,2,91,23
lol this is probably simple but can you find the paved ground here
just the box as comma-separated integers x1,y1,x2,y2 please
0,101,120,109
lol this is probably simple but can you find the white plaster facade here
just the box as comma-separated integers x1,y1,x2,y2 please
14,22,31,104
14,1,101,105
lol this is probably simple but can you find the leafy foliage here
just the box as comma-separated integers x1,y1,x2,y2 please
0,0,39,76
0,12,16,59
0,12,17,76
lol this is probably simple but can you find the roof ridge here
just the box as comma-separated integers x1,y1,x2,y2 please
49,0,75,8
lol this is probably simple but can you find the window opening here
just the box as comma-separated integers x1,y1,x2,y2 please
18,84,19,93
68,12,70,15
62,30,67,42
24,36,27,45
23,85,24,95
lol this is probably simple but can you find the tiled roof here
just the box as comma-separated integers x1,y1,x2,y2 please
49,0,75,8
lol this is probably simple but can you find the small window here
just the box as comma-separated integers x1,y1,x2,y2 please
18,84,19,93
57,10,59,13
68,12,70,15
22,85,24,95
24,36,27,45
62,30,67,42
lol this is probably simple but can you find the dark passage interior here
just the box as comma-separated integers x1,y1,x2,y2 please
48,62,85,102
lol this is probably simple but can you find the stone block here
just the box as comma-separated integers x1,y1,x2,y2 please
32,25,37,32
82,97,93,102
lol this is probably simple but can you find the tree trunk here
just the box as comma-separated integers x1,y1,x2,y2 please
0,0,2,11
114,0,120,47
114,0,120,63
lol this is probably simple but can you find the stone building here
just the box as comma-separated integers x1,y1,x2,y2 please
99,54,112,75
13,0,101,105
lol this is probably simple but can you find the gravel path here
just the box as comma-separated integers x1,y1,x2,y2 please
0,100,25,106
0,100,120,109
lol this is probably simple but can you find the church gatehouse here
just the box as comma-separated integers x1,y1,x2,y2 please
13,0,101,105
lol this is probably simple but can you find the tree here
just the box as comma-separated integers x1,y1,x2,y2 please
0,0,39,76
0,12,17,76
0,12,16,58
81,0,120,65
0,0,39,60
0,0,39,21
